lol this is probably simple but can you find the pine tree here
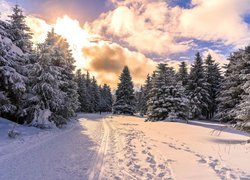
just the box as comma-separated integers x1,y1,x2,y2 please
187,52,210,119
137,74,152,116
146,63,188,121
177,62,189,86
235,46,250,130
113,66,136,115
221,46,250,129
204,54,222,120
85,71,94,112
101,84,113,112
75,69,89,112
0,19,27,123
91,77,101,112
8,5,32,53
28,30,79,126
29,43,66,127
217,49,247,122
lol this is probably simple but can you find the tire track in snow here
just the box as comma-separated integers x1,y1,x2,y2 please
87,118,110,180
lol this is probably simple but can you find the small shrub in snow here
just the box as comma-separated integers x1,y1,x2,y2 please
8,129,20,138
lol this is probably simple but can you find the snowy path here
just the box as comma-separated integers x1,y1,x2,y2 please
0,114,250,180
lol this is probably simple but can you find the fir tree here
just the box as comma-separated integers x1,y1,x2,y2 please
101,84,113,112
0,19,27,123
187,52,210,119
75,69,89,112
204,54,222,120
219,46,250,128
113,66,136,115
8,5,32,53
146,63,188,121
217,49,247,122
137,74,152,116
177,61,189,86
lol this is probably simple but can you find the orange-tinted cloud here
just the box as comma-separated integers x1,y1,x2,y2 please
83,42,157,88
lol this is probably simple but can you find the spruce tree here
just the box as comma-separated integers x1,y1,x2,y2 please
187,52,210,119
177,62,189,86
137,74,152,116
146,63,188,121
218,46,250,128
91,77,101,112
75,69,89,112
0,19,27,123
113,66,136,115
101,84,113,112
217,49,247,122
204,54,222,120
8,5,32,53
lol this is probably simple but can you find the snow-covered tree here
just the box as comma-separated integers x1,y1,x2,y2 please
137,74,152,116
100,84,113,112
218,46,250,130
90,77,101,112
113,66,136,115
146,63,188,121
204,54,222,120
187,52,210,119
28,43,65,127
217,48,247,122
0,19,27,123
75,69,89,112
8,5,32,53
177,61,189,86
28,30,79,126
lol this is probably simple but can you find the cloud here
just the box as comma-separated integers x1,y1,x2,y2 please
83,41,157,88
87,0,250,56
0,0,12,20
179,0,250,47
87,0,190,55
26,16,51,44
202,49,229,67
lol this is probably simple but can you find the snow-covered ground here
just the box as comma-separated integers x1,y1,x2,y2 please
0,114,249,180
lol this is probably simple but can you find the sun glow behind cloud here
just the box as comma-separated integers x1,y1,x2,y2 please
27,15,93,70
26,15,157,88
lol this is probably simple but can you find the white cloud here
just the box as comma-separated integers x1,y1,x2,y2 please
87,0,250,55
87,0,190,55
202,48,229,67
0,0,12,20
179,0,250,47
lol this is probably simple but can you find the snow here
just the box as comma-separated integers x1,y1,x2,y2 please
0,35,23,56
0,114,249,180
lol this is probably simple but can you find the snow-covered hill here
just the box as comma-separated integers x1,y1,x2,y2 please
0,114,249,180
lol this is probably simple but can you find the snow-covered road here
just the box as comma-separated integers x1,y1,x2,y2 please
0,114,250,180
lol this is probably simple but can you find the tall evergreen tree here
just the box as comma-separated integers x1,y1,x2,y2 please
75,69,89,112
28,30,79,126
113,66,136,115
177,61,189,86
137,74,152,116
204,54,222,119
101,84,113,112
8,5,32,53
90,77,101,112
218,46,250,126
0,19,27,123
217,48,247,122
146,63,188,121
187,52,210,119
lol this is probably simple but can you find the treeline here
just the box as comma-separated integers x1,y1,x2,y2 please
113,50,250,131
0,5,112,127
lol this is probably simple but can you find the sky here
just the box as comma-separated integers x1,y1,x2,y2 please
1,0,250,88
